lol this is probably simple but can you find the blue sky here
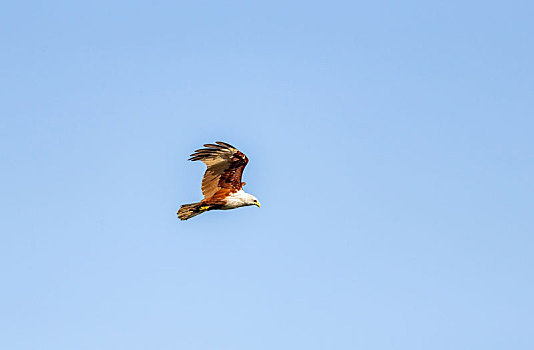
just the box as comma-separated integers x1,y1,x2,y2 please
1,1,533,349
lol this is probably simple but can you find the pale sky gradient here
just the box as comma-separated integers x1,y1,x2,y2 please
1,1,533,349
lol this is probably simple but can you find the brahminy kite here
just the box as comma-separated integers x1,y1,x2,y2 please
177,142,260,220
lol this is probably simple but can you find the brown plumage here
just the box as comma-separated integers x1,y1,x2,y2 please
177,141,260,220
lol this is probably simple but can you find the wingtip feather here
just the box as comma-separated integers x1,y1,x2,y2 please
216,141,235,149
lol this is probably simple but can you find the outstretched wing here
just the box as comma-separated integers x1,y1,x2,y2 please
188,141,249,199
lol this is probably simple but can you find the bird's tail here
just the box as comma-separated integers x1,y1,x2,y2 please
177,202,206,221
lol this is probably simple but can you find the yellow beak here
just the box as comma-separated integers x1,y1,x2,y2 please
256,202,261,208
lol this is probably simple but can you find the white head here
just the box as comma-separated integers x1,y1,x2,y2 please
244,193,261,207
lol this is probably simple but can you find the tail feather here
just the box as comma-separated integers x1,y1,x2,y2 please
177,202,204,221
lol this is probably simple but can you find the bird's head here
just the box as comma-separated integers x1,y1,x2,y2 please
245,193,261,208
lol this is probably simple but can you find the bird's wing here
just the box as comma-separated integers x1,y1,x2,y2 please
188,141,249,199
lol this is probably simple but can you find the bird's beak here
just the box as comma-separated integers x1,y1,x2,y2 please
256,202,261,208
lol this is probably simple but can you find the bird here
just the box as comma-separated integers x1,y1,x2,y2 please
177,141,261,220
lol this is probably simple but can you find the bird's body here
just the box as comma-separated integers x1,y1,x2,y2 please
177,142,260,220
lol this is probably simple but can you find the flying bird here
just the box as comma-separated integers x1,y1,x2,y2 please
177,141,260,220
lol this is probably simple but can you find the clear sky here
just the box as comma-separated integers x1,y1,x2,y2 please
1,1,533,349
